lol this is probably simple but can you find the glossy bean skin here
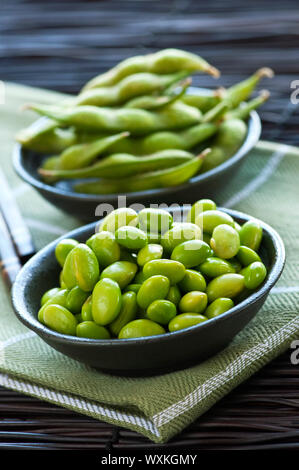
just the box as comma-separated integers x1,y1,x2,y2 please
195,210,234,234
100,261,137,289
179,291,208,314
237,245,261,266
137,244,163,267
115,226,148,251
119,319,165,339
210,224,240,259
109,291,138,337
206,273,245,302
239,220,263,251
86,231,121,267
168,313,207,332
161,223,201,253
66,286,90,314
138,208,173,234
55,238,79,268
241,262,267,289
179,269,206,293
205,298,234,319
38,289,68,324
166,285,181,305
146,299,176,325
62,243,100,292
81,295,93,321
143,259,186,285
76,321,111,339
99,208,138,232
123,283,141,294
187,198,217,223
171,240,211,268
199,257,236,278
137,275,170,310
43,304,77,336
92,278,122,325
41,287,61,306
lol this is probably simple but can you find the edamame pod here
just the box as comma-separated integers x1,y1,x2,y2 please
168,313,207,332
206,273,245,302
92,278,122,325
143,259,186,284
137,275,170,309
224,67,273,108
119,319,165,339
205,298,234,319
109,291,138,337
100,261,138,289
76,321,111,339
171,240,211,268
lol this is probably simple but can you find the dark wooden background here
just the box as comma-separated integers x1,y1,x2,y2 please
1,0,299,451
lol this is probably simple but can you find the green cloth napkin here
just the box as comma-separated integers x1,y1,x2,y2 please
0,82,298,444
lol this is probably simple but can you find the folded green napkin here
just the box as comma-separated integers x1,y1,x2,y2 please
0,83,298,443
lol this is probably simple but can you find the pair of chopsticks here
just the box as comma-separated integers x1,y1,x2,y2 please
0,169,35,289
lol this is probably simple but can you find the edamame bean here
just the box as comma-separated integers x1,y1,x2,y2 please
119,247,136,263
210,224,240,259
100,261,137,289
41,287,61,306
241,262,267,289
143,259,186,284
179,269,206,292
179,291,208,314
115,226,148,251
199,257,236,278
239,220,263,251
100,208,138,232
86,231,120,267
146,299,176,325
161,223,201,253
137,275,170,309
55,238,78,267
137,244,163,267
205,298,234,319
38,289,68,324
171,240,211,268
187,199,217,223
237,245,261,266
81,295,93,321
66,286,90,314
92,278,122,325
168,313,207,332
134,270,147,284
109,291,138,337
62,243,100,292
206,273,245,302
195,210,234,234
119,319,165,339
76,321,111,339
138,208,173,234
166,285,181,305
43,304,77,336
123,283,141,294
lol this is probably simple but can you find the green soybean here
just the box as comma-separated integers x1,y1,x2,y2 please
81,295,93,321
239,220,263,251
119,319,165,339
146,299,176,325
62,243,100,292
124,283,141,294
66,286,90,314
143,259,186,284
86,231,121,267
205,298,234,319
41,287,61,306
199,257,236,278
161,223,202,253
168,313,207,332
99,208,138,232
187,198,217,223
241,262,267,289
206,273,245,302
195,210,234,234
43,304,77,336
237,245,261,266
179,269,206,292
137,275,170,309
171,240,211,268
179,291,208,314
166,285,181,306
109,291,138,337
137,244,163,267
100,261,137,289
38,289,68,324
92,278,122,325
76,321,111,340
138,208,173,234
55,238,78,267
210,224,240,259
115,226,148,251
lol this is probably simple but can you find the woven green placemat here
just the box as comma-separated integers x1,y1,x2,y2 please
0,83,298,443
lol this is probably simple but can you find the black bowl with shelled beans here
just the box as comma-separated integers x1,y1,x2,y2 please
13,87,261,222
11,207,284,376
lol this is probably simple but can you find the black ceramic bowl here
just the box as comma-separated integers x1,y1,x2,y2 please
12,208,285,376
13,87,261,222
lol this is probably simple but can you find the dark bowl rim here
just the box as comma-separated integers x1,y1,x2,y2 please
11,207,285,348
12,87,261,203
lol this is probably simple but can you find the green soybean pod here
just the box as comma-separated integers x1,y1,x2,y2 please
76,321,111,340
109,291,138,337
206,273,245,302
137,275,170,310
43,304,78,336
179,269,206,293
168,313,207,332
210,224,240,259
138,208,173,234
146,299,176,325
41,287,61,306
66,286,90,314
81,295,93,321
137,244,163,267
119,319,165,339
179,291,208,314
237,245,261,266
195,210,234,234
38,289,68,324
86,231,121,267
62,243,100,292
92,278,122,325
143,259,186,285
205,298,234,319
115,226,148,251
198,257,236,278
55,238,79,267
100,261,137,289
171,240,211,268
186,199,217,223
99,208,138,232
160,223,202,253
239,220,263,251
166,285,181,306
241,261,267,289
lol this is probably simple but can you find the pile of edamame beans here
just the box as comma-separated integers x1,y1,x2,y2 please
38,200,268,339
16,49,273,194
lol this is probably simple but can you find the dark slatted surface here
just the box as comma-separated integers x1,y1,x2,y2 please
1,0,299,451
